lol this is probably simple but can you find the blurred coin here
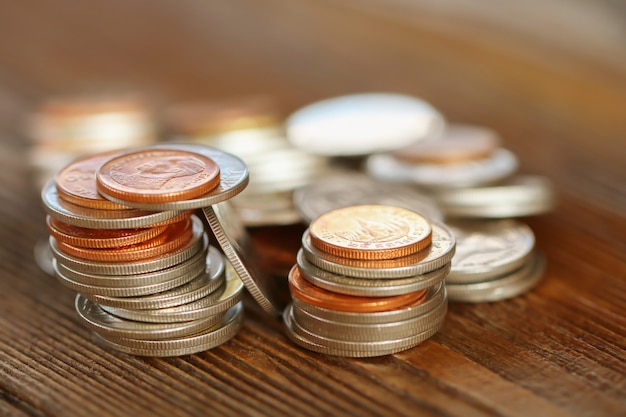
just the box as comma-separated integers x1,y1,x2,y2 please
447,219,535,283
435,175,556,218
286,93,444,156
391,124,500,164
309,205,432,260
294,172,442,223
301,221,455,279
366,148,518,188
447,252,545,302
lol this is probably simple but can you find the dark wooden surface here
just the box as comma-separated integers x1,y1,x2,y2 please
1,1,625,416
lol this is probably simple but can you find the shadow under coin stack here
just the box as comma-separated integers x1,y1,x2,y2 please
283,205,456,357
41,145,257,356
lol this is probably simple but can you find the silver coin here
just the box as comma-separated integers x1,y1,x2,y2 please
301,221,455,279
236,206,303,227
50,216,206,275
41,180,184,229
34,236,55,275
365,148,518,188
100,262,244,323
293,172,442,223
292,294,447,342
297,250,450,296
447,252,545,302
292,282,446,325
202,202,283,316
75,295,227,340
90,247,225,309
54,244,208,288
286,93,444,156
283,303,443,357
97,143,249,211
93,302,244,356
447,219,535,283
435,175,556,218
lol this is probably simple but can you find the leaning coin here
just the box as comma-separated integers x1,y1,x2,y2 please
286,93,444,156
42,180,185,229
435,175,556,218
283,304,443,357
293,172,442,223
100,262,244,323
297,250,450,297
75,295,227,340
93,302,244,356
90,247,225,309
447,252,545,302
98,143,249,211
447,219,535,283
365,148,518,188
302,221,455,279
202,202,283,316
292,282,446,325
292,294,447,342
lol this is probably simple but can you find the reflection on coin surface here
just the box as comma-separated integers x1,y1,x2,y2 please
293,173,442,223
286,93,444,156
97,149,221,204
309,205,432,260
391,124,500,164
288,266,427,312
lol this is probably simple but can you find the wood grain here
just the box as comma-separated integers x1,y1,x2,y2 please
0,1,625,416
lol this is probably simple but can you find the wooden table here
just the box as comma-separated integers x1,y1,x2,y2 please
1,1,624,416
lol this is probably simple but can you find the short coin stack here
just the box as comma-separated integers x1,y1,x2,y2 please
41,145,256,356
283,205,455,357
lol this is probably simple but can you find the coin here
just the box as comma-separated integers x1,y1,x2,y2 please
288,266,427,313
391,124,500,164
98,143,249,211
202,202,283,316
292,282,446,325
447,219,535,283
308,205,432,260
96,148,221,204
55,151,131,210
435,175,556,218
46,216,168,249
447,252,545,302
293,172,442,224
42,179,185,229
301,221,455,279
292,292,447,342
286,93,444,156
93,302,244,356
76,294,227,340
297,250,450,297
365,148,518,188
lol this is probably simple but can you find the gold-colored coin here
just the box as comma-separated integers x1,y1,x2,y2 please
308,205,431,260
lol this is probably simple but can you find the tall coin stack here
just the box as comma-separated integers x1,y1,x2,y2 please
283,205,456,357
364,122,555,302
41,144,259,356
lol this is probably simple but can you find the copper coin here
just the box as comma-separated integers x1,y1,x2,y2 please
55,218,193,262
288,266,427,312
55,151,131,210
46,216,168,249
96,149,221,204
391,124,500,165
309,205,432,260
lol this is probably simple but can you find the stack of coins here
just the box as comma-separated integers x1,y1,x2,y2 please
40,144,264,356
283,205,455,357
166,97,333,227
28,91,157,190
365,124,518,189
444,219,545,302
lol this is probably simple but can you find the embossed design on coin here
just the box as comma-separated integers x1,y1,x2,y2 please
97,149,221,203
309,205,432,260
